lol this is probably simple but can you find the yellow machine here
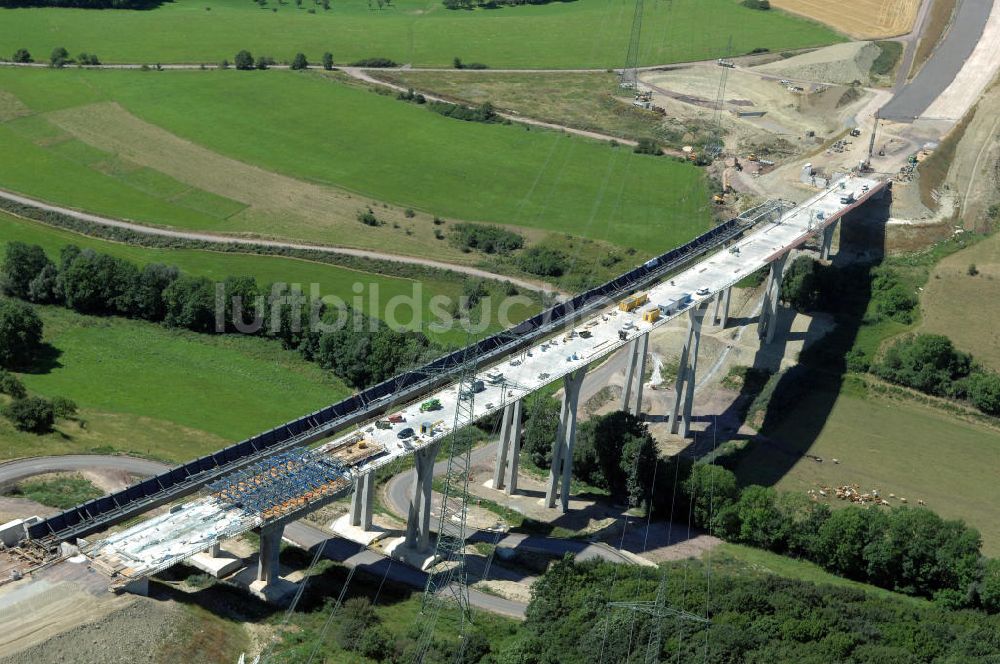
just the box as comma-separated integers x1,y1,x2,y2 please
642,307,661,323
618,292,648,312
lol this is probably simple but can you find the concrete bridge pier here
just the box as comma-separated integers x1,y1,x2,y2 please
621,332,649,417
256,522,284,586
712,287,732,329
820,220,838,261
404,442,440,551
349,471,376,531
669,306,707,437
758,253,789,345
492,399,523,494
546,365,589,512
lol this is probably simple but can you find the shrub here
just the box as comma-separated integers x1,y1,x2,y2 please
428,100,498,123
516,247,568,277
356,207,382,227
968,371,1000,416
968,263,979,276
404,208,415,218
322,52,334,70
874,334,972,398
633,138,662,155
742,0,770,8
349,57,398,67
3,397,54,434
0,370,27,399
290,52,308,70
51,396,78,419
450,223,524,254
255,55,274,70
12,48,32,63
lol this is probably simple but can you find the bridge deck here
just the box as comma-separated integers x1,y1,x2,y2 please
86,176,884,582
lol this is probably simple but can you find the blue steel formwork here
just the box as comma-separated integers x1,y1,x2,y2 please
207,449,350,522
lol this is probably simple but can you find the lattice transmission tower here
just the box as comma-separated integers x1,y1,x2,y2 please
619,0,644,89
412,334,480,663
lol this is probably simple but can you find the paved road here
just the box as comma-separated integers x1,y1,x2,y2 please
0,188,557,295
881,0,994,121
0,454,528,617
382,439,636,565
0,455,168,488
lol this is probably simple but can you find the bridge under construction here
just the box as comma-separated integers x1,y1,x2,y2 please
14,175,888,597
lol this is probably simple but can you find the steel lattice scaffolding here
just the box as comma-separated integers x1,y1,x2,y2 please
207,449,350,522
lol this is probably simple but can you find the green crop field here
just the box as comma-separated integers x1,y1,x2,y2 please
733,383,1000,555
0,0,840,69
0,67,714,257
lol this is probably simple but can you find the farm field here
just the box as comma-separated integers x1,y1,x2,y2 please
919,231,1000,372
0,212,509,345
0,67,713,257
733,384,1000,555
770,0,920,39
0,302,348,462
0,0,840,69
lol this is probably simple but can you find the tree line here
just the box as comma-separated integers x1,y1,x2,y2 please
684,463,999,610
1,241,440,390
781,255,1000,417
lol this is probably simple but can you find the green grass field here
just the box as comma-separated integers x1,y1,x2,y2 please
0,0,840,69
0,301,349,461
0,67,714,257
0,211,503,345
733,383,1000,555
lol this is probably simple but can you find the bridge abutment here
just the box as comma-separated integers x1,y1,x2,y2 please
546,365,589,512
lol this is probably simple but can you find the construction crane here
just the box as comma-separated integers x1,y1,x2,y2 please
619,0,644,89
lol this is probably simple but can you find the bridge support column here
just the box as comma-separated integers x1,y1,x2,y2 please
493,399,523,493
820,221,838,261
621,333,649,416
713,287,732,328
349,471,375,531
669,306,707,437
546,365,589,512
256,523,284,586
404,442,439,551
758,253,789,345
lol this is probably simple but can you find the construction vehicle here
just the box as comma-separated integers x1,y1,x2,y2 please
642,307,661,323
388,412,406,424
618,292,648,312
716,58,735,68
485,370,504,385
850,127,862,137
747,153,759,162
713,194,726,205
420,398,442,412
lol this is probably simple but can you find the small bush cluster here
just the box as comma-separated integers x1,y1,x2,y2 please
449,223,524,254
515,246,568,277
427,100,499,123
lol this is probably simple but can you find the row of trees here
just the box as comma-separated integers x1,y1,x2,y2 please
232,50,320,70
684,463,994,607
10,47,101,67
1,242,440,390
874,333,1000,415
0,0,157,7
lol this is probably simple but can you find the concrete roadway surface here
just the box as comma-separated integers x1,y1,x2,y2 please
880,0,995,121
0,455,528,617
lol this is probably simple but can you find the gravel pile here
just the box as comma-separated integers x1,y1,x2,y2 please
0,598,178,664
754,42,881,86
